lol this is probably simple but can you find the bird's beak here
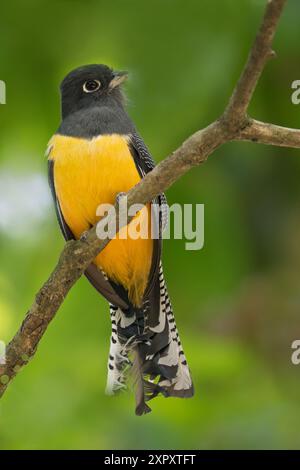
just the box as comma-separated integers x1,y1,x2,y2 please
109,70,128,89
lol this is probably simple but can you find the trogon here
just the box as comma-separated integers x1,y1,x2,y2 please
47,64,193,415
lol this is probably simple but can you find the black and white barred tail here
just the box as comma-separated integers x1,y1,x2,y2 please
105,263,194,415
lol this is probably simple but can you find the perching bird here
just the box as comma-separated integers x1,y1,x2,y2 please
47,64,193,415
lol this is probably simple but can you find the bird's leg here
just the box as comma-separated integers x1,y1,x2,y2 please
80,231,90,242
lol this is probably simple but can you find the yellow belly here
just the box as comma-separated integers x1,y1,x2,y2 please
48,133,153,306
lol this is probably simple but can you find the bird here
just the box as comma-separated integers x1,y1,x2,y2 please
47,64,194,415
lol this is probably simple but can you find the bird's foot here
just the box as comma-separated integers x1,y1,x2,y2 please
80,230,89,242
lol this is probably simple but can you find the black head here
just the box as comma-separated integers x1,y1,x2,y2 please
60,64,128,119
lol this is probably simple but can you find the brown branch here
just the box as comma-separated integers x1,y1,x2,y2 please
237,118,300,148
223,0,287,129
0,0,296,398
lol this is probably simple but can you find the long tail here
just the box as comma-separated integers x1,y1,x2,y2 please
106,263,194,415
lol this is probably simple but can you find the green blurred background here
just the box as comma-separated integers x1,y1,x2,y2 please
1,0,300,450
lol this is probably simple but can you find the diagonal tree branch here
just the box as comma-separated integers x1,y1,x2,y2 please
223,0,287,128
0,0,298,398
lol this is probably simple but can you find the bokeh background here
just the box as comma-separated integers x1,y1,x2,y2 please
1,0,300,450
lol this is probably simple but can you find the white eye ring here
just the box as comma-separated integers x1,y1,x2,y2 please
83,79,101,93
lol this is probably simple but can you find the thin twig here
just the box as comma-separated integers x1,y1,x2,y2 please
223,0,287,129
237,118,300,148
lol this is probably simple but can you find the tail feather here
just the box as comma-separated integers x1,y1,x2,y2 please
132,347,152,416
105,263,194,414
105,305,132,395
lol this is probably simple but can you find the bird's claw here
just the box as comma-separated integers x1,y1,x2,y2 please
80,230,89,242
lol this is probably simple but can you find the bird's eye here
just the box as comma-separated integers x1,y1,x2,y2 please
83,79,101,93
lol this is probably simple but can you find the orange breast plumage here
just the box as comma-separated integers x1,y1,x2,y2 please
48,133,153,306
